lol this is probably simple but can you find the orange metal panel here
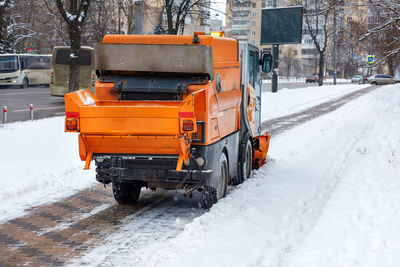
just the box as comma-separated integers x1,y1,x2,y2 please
95,81,118,100
103,34,214,46
253,133,270,169
210,118,220,140
80,117,180,135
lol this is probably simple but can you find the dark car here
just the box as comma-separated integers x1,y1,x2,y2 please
306,75,318,83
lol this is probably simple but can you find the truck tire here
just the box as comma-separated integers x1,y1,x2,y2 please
112,181,141,204
201,186,217,209
201,152,228,208
232,139,252,185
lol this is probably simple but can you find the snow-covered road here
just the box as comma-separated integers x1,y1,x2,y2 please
72,84,400,266
1,83,399,266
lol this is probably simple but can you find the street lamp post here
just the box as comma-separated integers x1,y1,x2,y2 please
118,0,123,34
333,3,337,85
272,0,279,93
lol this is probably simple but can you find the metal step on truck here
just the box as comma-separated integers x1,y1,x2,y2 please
64,33,273,208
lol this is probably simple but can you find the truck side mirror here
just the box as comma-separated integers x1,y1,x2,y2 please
260,52,272,73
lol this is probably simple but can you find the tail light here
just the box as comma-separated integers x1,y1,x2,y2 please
50,72,54,84
182,120,194,131
66,112,79,118
92,74,96,87
66,118,78,131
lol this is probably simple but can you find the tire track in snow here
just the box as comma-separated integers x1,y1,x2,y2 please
0,85,381,266
262,85,379,136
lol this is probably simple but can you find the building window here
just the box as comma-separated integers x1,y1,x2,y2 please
233,20,248,25
252,12,256,17
232,30,249,35
266,1,273,6
252,2,256,8
252,21,256,26
278,0,284,6
252,30,256,36
347,16,352,22
251,40,255,45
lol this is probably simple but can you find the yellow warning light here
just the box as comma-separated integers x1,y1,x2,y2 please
210,31,225,37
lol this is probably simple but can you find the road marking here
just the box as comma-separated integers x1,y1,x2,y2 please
0,91,49,96
12,106,64,112
53,112,65,116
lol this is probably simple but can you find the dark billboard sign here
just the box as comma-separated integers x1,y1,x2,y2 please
261,6,303,45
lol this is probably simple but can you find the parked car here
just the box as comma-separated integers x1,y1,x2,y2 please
366,74,400,85
351,75,364,84
306,75,318,83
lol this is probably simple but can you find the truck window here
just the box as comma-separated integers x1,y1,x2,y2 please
55,49,92,66
249,51,258,87
249,51,256,87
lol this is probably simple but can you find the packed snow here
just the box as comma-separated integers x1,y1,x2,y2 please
262,83,369,120
1,83,400,266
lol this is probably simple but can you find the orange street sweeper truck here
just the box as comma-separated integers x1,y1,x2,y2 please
64,33,272,208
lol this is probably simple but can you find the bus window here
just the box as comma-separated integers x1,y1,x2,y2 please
55,49,92,66
50,46,96,96
0,56,19,73
32,57,50,69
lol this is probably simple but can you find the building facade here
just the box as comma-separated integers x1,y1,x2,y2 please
226,0,371,78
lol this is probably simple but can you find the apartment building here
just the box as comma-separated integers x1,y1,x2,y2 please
226,0,306,77
226,0,372,78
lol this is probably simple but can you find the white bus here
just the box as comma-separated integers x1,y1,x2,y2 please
0,54,51,88
50,46,96,96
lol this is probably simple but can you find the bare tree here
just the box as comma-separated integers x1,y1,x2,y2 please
0,0,39,53
164,0,205,34
51,0,91,92
280,47,300,79
0,0,13,52
85,0,119,42
359,0,400,75
303,0,338,86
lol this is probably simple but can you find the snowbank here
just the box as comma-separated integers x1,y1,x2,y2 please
0,117,95,223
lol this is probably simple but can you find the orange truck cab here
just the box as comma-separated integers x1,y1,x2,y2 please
64,33,272,208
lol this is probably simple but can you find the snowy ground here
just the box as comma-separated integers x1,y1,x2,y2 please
261,83,369,120
0,118,96,223
262,77,351,84
2,83,400,266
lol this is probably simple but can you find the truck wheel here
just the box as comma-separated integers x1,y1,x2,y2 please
232,139,252,185
201,152,228,208
112,181,141,204
201,186,217,209
216,152,228,199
